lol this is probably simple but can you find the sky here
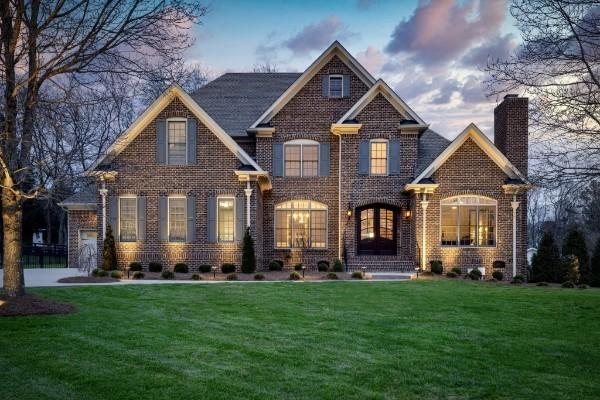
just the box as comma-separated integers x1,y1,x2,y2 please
185,0,520,139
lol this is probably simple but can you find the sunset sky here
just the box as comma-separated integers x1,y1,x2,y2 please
186,0,520,138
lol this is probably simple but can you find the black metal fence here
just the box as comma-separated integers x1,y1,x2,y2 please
0,244,68,269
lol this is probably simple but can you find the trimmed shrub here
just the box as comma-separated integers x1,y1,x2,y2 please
563,255,580,284
174,263,189,273
241,228,257,274
289,271,301,280
161,270,175,280
254,273,265,281
148,262,163,273
578,284,589,289
317,260,330,272
110,271,123,279
91,268,99,277
332,258,343,272
351,271,363,279
326,272,338,280
446,271,458,278
129,262,143,272
96,269,108,277
294,263,304,271
492,260,506,269
561,280,576,288
132,271,145,280
221,263,236,274
199,264,212,273
451,267,462,275
512,275,525,284
226,273,238,281
102,225,118,271
269,260,284,271
468,268,482,280
430,260,443,275
536,281,549,286
492,271,504,281
563,228,590,283
191,274,200,281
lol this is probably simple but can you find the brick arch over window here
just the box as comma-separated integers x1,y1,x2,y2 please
352,197,406,209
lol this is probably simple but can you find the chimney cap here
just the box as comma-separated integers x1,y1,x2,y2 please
504,94,519,99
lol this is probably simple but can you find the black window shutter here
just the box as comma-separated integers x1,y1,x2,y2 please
322,75,329,97
137,197,146,241
319,143,330,176
207,196,217,242
158,196,168,241
343,75,350,97
358,141,369,175
187,118,197,165
186,196,196,243
273,144,284,176
156,120,166,164
235,197,244,241
389,140,401,175
109,196,118,241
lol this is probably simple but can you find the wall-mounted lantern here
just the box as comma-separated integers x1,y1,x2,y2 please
403,209,412,220
346,203,353,218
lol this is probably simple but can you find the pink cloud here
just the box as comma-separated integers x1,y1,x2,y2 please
355,46,386,75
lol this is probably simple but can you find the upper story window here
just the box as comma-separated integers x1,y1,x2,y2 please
370,140,388,175
275,200,327,249
168,196,186,242
119,197,137,242
440,196,497,247
329,75,343,97
284,140,319,177
167,119,187,165
217,197,235,242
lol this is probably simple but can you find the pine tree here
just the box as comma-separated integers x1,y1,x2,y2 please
563,255,580,283
591,237,600,287
241,227,256,274
562,228,590,283
530,231,562,283
102,225,118,271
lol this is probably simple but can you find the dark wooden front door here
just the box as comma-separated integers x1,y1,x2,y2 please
356,205,397,255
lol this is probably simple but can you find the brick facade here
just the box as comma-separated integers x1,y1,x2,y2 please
67,209,97,268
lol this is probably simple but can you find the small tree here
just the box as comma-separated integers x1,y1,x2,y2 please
562,228,590,283
102,225,118,271
591,237,600,288
241,227,256,274
530,231,562,283
563,255,580,284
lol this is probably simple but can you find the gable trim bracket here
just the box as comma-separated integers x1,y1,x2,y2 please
330,123,362,135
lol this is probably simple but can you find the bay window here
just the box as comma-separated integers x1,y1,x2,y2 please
441,196,496,247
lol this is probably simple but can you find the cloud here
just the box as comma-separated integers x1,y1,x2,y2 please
357,0,379,10
461,34,517,67
356,46,386,75
283,16,355,56
385,0,508,64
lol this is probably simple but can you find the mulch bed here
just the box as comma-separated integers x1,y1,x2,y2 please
131,271,357,281
57,276,119,284
0,294,75,317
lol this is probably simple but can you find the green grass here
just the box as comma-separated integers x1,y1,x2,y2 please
1,280,599,400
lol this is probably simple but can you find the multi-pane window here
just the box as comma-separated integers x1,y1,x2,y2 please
275,200,327,248
119,197,137,242
218,198,235,242
168,197,186,242
329,75,343,97
441,196,496,247
357,206,396,255
370,140,388,175
284,141,319,177
167,120,187,164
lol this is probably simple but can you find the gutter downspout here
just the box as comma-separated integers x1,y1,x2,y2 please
511,194,520,277
421,193,429,270
99,179,108,239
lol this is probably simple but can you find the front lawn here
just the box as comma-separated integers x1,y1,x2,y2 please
1,280,599,399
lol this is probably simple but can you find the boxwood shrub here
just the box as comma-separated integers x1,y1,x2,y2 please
451,267,462,275
226,273,238,281
110,271,123,279
199,264,212,273
269,260,284,271
351,271,363,279
332,258,343,272
221,263,236,274
132,271,145,280
468,268,482,280
446,271,458,278
129,262,143,272
191,274,200,281
161,270,175,280
294,263,303,271
317,261,330,272
289,271,301,280
326,272,338,280
430,260,443,275
254,273,265,281
148,262,163,273
492,271,504,281
174,263,189,273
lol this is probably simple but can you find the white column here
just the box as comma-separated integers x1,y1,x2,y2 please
511,196,520,277
244,181,252,228
421,194,429,270
99,180,108,239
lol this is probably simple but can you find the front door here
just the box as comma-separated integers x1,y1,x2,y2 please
357,205,397,255
78,230,97,270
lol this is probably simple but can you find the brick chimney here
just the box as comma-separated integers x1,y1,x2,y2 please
494,94,529,175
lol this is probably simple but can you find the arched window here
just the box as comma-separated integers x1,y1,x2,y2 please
275,200,327,248
440,196,496,247
284,139,319,177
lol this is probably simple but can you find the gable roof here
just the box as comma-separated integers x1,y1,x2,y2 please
336,79,427,125
415,129,451,176
87,84,262,174
412,123,529,184
249,41,377,128
191,73,300,137
58,185,97,209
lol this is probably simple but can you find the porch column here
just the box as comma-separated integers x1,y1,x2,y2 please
99,180,108,239
420,194,429,270
244,181,252,228
511,196,520,277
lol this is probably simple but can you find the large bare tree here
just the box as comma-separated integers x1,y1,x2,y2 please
485,0,600,187
0,0,206,297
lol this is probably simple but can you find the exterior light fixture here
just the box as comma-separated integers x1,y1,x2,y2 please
212,266,218,279
403,209,412,220
361,266,367,279
301,265,306,278
347,203,352,218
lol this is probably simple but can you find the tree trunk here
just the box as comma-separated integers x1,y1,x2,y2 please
2,188,25,297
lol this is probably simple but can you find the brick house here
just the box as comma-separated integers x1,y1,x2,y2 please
60,41,531,278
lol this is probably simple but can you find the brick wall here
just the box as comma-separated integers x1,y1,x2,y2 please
67,209,97,268
494,95,528,175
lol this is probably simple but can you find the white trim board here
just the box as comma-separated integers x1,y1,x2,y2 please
249,41,376,129
86,84,263,174
412,123,529,184
337,79,427,126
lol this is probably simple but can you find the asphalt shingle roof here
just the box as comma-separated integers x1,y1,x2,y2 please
60,185,97,205
415,129,451,177
191,73,301,137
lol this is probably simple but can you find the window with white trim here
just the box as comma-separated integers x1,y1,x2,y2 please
275,200,327,249
119,197,137,242
167,119,187,165
441,196,496,247
284,140,319,177
217,197,235,242
168,197,186,242
329,75,343,97
370,140,388,175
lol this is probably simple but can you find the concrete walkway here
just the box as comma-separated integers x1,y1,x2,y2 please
1,268,414,288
